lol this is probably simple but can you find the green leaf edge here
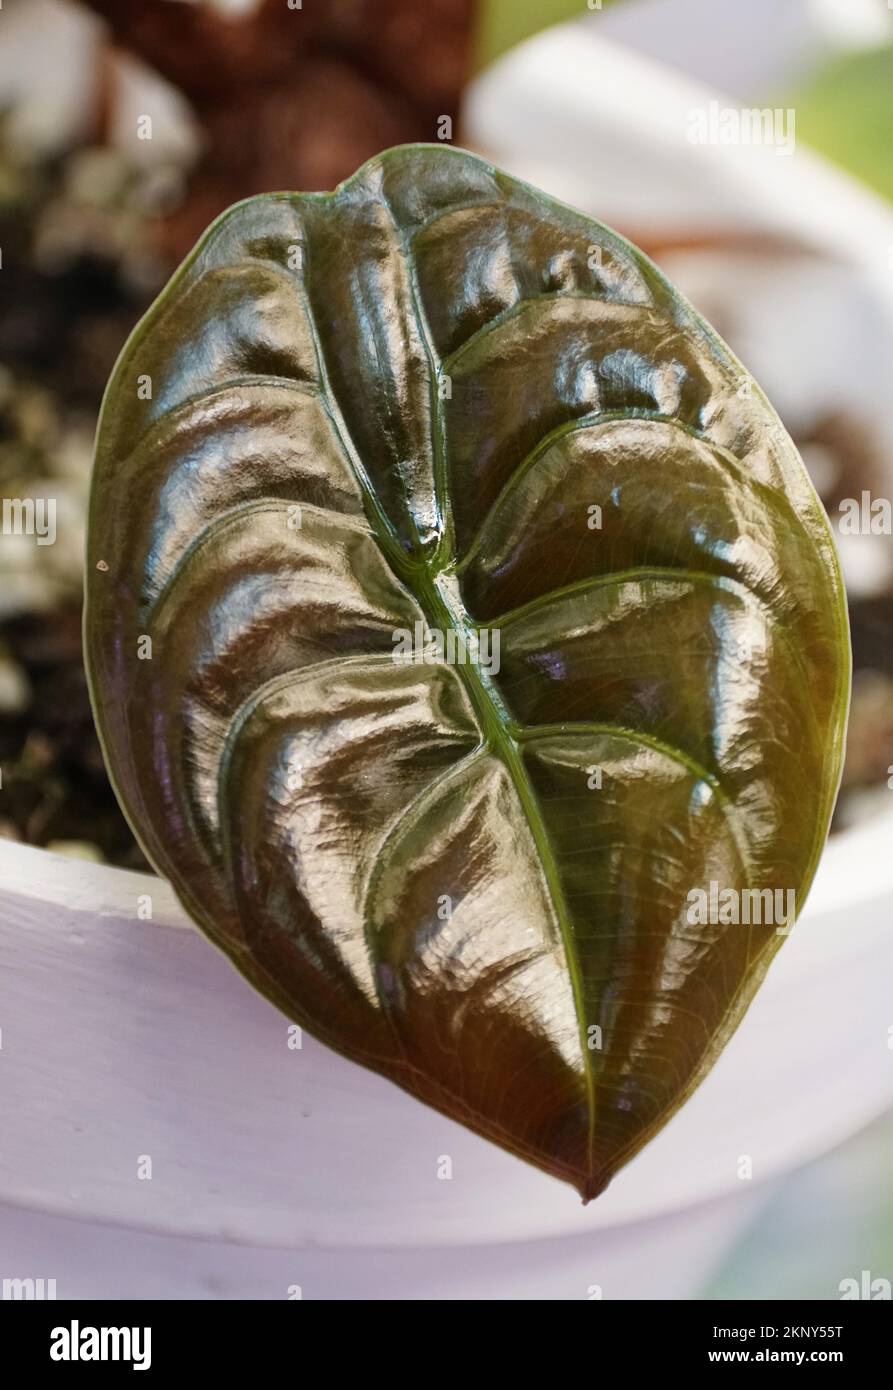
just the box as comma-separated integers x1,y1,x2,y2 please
84,143,853,1200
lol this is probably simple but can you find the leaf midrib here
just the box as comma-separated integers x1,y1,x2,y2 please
414,568,600,1174
294,188,600,1182
396,195,599,1179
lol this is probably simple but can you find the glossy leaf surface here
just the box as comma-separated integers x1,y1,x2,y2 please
85,145,850,1199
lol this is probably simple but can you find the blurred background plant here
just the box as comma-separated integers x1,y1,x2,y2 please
699,1105,893,1300
1,0,479,867
5,0,893,866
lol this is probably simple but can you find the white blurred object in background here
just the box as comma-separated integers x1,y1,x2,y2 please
594,0,891,98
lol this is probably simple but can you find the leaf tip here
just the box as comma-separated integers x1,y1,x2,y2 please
577,1167,613,1205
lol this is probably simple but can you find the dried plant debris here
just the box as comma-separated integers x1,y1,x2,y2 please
0,124,159,867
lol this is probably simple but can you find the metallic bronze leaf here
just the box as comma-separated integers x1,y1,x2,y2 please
85,145,850,1200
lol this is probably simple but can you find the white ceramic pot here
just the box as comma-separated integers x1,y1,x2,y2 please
1,812,892,1299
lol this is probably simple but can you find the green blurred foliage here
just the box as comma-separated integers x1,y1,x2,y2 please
699,1108,893,1299
788,44,893,204
476,0,624,69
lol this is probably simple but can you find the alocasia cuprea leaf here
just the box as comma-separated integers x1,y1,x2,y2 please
85,144,850,1200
